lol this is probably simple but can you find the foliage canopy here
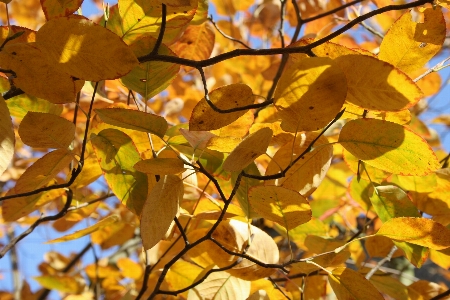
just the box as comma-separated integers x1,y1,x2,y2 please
0,0,450,299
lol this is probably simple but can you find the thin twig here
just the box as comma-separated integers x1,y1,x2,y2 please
365,245,398,280
208,15,251,49
174,216,189,246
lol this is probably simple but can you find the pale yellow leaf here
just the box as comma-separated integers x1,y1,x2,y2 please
0,97,14,176
329,267,384,300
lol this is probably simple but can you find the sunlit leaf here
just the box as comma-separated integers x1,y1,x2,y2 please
190,83,255,131
46,215,120,243
222,127,272,172
248,185,311,230
36,16,138,81
376,217,450,250
95,108,168,138
90,128,148,215
0,97,14,176
117,257,144,280
19,112,75,149
274,56,347,132
328,267,384,300
339,118,440,175
187,271,251,300
33,275,83,293
379,8,446,75
334,54,423,111
165,260,203,296
141,175,183,250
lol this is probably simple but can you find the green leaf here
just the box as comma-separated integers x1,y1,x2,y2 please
95,108,168,138
339,119,440,175
90,128,148,215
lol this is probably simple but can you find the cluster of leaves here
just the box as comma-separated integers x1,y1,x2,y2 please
1,0,450,298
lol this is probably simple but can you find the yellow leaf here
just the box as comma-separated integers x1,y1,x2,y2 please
329,267,384,300
0,25,35,45
159,0,190,5
408,280,448,300
222,127,272,172
365,236,402,258
248,186,311,230
189,83,255,131
120,36,180,100
265,132,333,196
377,217,450,250
70,154,103,188
390,172,437,193
134,158,186,175
41,0,83,20
36,16,138,81
0,43,81,103
90,129,148,215
18,112,75,149
117,257,143,280
34,275,83,294
343,149,389,183
0,97,14,176
206,136,242,152
210,110,255,138
368,272,409,300
211,219,279,280
171,23,215,71
46,215,120,243
379,8,446,75
274,56,347,132
140,175,183,250
110,0,197,44
165,260,203,296
334,54,423,111
14,149,74,193
187,271,251,300
339,119,440,175
290,250,350,275
95,108,168,138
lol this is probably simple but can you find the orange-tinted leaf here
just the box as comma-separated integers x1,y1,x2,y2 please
339,119,440,175
329,267,384,300
120,37,179,99
334,55,423,111
0,26,35,45
0,43,80,103
222,127,272,172
2,189,64,222
46,215,120,243
274,56,347,132
377,217,450,250
14,149,74,193
290,251,350,275
117,257,143,280
40,0,83,20
159,0,190,6
368,273,409,300
95,108,168,138
36,17,138,81
379,8,446,75
187,271,251,300
19,112,75,149
134,158,186,175
248,186,311,230
171,23,215,71
265,132,333,196
190,83,255,131
90,128,148,215
0,97,14,176
141,175,183,250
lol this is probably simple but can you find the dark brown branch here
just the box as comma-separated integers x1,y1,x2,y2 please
302,0,365,24
0,189,73,259
174,216,189,246
138,0,433,67
430,289,450,300
150,4,166,55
